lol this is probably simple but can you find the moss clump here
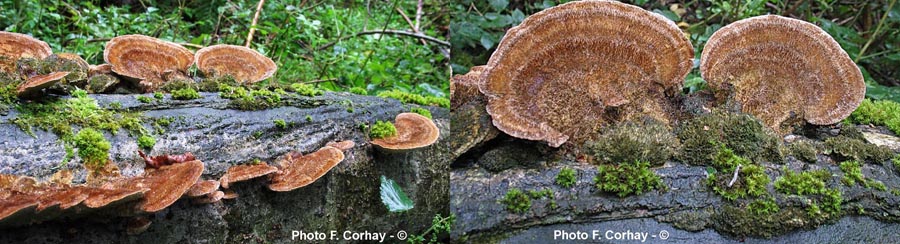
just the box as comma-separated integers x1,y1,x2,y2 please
218,84,286,110
824,136,893,163
410,107,432,119
846,98,900,135
675,111,782,165
528,188,557,209
774,168,842,219
556,167,577,188
369,121,397,139
350,87,368,95
273,119,288,130
0,81,19,115
788,139,820,163
136,95,153,103
586,120,679,166
377,89,450,108
73,128,111,169
593,161,665,197
153,92,164,99
12,89,146,138
499,188,531,214
290,83,323,96
137,135,156,149
171,88,201,100
715,206,822,238
306,115,313,122
706,145,769,200
839,160,886,190
747,198,780,215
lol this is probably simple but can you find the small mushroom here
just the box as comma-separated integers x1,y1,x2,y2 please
194,44,277,83
478,0,693,147
219,163,278,189
0,31,52,74
192,191,224,204
136,160,205,212
89,63,113,76
103,35,194,92
16,71,69,98
268,146,345,192
700,15,865,131
185,180,220,198
371,113,439,150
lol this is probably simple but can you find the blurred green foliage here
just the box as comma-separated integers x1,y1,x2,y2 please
0,0,450,99
451,0,900,101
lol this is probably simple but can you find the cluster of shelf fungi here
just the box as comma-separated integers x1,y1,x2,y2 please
0,32,440,233
452,0,864,148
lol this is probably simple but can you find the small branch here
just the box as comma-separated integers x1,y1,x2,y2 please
855,0,897,63
303,78,338,84
316,30,449,51
728,164,742,188
415,0,423,32
395,7,428,46
178,43,205,49
245,0,266,47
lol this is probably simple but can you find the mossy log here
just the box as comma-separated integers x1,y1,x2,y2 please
0,92,450,243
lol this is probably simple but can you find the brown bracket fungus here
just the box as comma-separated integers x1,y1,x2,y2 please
478,0,694,147
450,65,486,110
192,191,225,204
139,150,197,169
700,15,865,131
136,160,204,212
16,71,69,98
371,113,440,150
186,180,221,198
0,31,52,74
219,163,278,189
326,140,356,151
194,44,277,83
103,34,194,92
268,146,345,192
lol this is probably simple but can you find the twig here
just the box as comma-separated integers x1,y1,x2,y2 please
728,164,742,188
415,0,423,32
855,0,897,63
178,43,205,49
395,7,428,46
245,0,266,47
316,29,449,51
303,78,338,84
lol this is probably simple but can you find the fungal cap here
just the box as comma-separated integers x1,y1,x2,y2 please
36,187,89,211
194,44,277,83
268,146,345,192
83,187,145,209
0,32,52,73
192,191,224,204
700,15,865,128
17,71,70,98
450,65,486,110
137,160,205,212
219,163,278,189
89,63,114,76
325,140,356,151
371,113,440,150
103,34,194,91
222,190,238,200
186,180,220,197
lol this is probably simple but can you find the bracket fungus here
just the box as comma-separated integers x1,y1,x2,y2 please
103,34,194,92
0,31,52,74
450,65,486,110
371,113,440,150
16,71,69,98
139,150,197,169
700,15,865,131
194,44,277,83
268,146,345,192
136,160,204,212
326,140,356,151
478,0,694,147
219,163,278,189
186,180,221,198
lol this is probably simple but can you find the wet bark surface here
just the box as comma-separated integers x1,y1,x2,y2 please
0,92,450,243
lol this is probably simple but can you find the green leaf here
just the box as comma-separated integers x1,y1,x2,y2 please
380,176,414,212
480,35,495,50
489,0,509,11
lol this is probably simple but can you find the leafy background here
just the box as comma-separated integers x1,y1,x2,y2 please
451,0,900,101
0,0,450,99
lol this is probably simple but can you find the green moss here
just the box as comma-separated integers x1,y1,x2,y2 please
774,168,842,218
747,198,780,215
715,206,824,238
706,145,769,200
171,88,201,100
825,136,893,163
676,111,783,165
593,161,665,197
528,188,557,209
350,87,368,95
500,188,531,214
136,95,153,103
370,120,397,139
154,92,164,99
840,161,864,186
788,140,820,163
218,84,286,110
137,135,156,150
273,119,288,130
291,83,323,96
586,120,679,166
555,167,577,188
73,128,110,169
846,99,900,135
108,102,122,110
12,89,147,138
410,107,433,119
306,115,313,122
377,89,449,108
894,155,900,172
891,189,900,196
